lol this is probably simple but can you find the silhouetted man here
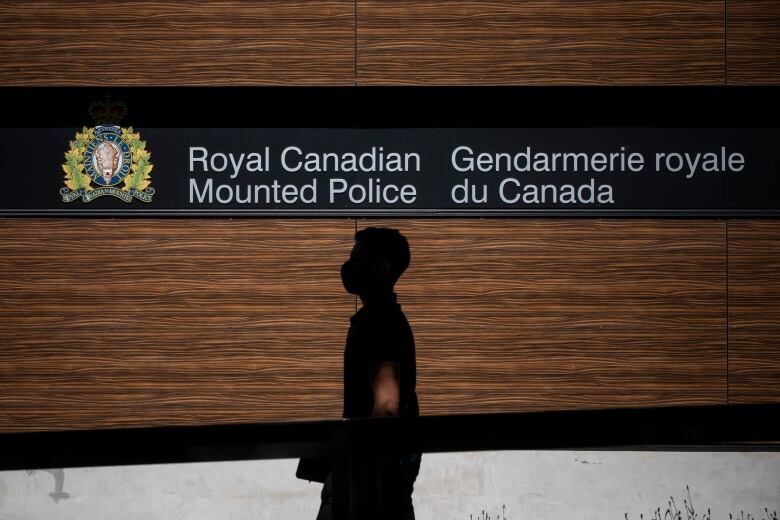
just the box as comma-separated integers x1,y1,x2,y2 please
317,227,420,520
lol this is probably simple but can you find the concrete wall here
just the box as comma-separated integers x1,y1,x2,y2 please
2,451,778,519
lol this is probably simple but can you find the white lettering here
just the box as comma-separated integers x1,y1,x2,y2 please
729,151,745,172
281,146,303,172
499,177,521,203
330,178,348,203
228,153,245,179
189,147,208,172
452,146,474,172
210,153,228,172
190,177,212,203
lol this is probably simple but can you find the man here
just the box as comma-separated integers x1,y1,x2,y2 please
317,227,420,520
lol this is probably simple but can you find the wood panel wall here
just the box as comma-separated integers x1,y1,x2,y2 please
728,220,780,404
727,0,780,85
1,1,779,85
357,0,724,85
365,219,727,415
0,219,353,431
0,1,355,85
0,218,736,432
0,2,778,433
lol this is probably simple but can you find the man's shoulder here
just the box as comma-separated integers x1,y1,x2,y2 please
364,303,408,330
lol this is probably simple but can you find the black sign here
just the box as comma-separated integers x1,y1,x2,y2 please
0,126,778,216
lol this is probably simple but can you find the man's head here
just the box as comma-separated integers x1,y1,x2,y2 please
341,227,410,298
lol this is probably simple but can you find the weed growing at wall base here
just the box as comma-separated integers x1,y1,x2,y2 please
625,486,778,520
470,504,507,519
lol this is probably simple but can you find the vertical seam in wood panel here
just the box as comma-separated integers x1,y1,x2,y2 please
354,218,358,312
726,219,730,405
724,0,728,86
354,0,358,85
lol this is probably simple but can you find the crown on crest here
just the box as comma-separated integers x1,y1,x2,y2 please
88,94,127,126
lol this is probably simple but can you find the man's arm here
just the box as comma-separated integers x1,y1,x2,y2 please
361,362,400,512
370,361,400,417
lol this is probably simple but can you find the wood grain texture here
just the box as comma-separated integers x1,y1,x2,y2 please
0,219,354,432
727,0,780,85
728,220,780,403
356,0,724,85
0,1,354,85
360,219,727,415
0,218,733,432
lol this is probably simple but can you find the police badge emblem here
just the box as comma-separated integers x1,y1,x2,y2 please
61,96,154,203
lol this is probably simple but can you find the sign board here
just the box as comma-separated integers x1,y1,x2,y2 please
0,127,778,216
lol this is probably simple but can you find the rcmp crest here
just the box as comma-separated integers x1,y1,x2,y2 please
61,96,155,203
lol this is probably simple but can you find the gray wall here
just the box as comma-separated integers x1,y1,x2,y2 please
2,451,778,519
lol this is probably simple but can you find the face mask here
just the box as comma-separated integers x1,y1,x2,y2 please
340,260,366,295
